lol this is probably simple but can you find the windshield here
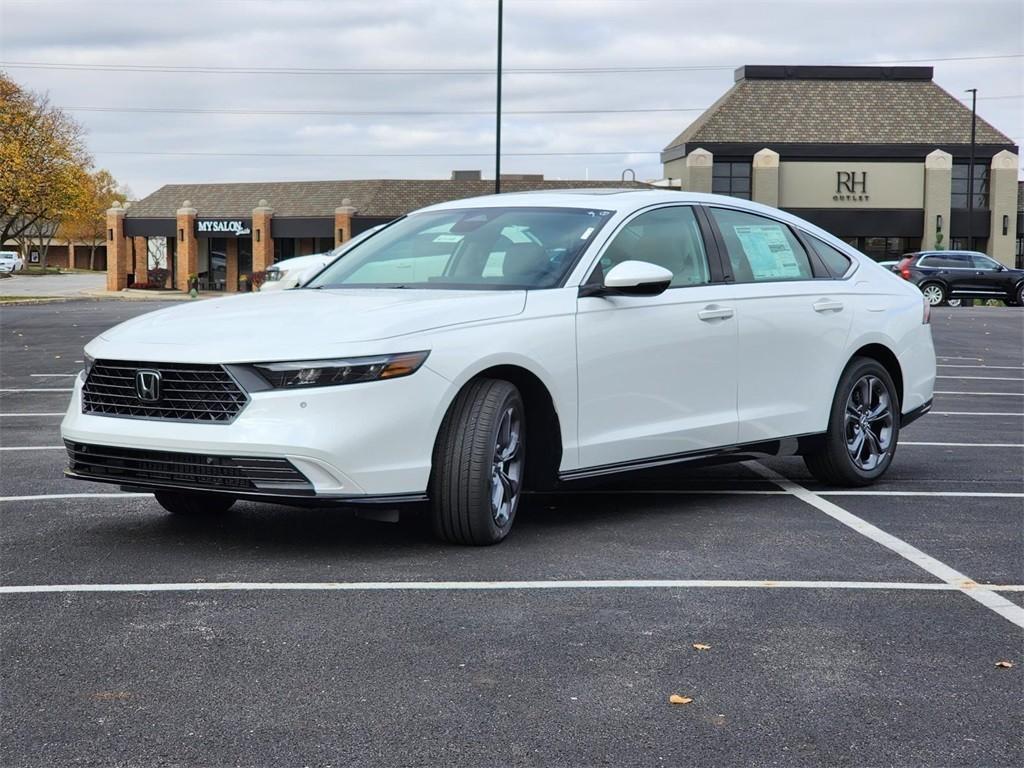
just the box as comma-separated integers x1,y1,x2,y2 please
306,206,614,290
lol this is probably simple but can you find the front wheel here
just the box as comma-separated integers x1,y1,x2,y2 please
804,358,900,487
920,283,946,306
430,378,525,545
946,298,962,308
155,490,236,516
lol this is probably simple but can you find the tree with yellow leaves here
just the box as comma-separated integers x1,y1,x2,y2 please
62,169,131,270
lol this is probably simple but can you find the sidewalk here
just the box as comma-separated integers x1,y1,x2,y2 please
0,272,215,303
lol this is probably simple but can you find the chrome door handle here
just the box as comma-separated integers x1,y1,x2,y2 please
697,306,734,321
813,299,844,313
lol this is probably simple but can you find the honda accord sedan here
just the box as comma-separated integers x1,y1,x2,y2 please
62,190,936,545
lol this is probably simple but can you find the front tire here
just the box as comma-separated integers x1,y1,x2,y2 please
430,378,525,546
155,491,236,516
804,358,900,487
920,282,946,306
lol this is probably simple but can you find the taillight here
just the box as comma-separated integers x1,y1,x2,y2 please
901,267,911,279
922,296,931,324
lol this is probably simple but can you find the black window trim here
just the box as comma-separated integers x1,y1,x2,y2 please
701,204,843,285
795,230,858,280
579,202,728,291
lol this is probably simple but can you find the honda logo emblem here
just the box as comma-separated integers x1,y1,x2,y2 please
135,369,161,402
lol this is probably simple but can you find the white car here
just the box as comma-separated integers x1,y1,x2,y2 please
62,190,936,545
260,227,383,291
0,250,25,273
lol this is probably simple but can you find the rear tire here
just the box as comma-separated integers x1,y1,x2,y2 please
155,491,236,516
920,282,946,306
803,357,900,487
946,298,962,308
430,378,525,546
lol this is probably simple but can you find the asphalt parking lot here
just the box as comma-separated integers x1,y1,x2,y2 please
1,300,1021,767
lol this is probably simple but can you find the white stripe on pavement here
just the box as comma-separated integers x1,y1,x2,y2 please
935,375,1023,381
29,374,78,378
939,364,1024,370
747,462,1024,630
934,391,1024,397
2,580,1023,595
0,493,150,503
0,388,73,393
0,446,63,451
901,441,1023,448
0,413,64,417
930,411,1023,416
817,490,1024,498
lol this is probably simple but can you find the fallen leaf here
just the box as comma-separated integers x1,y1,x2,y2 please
995,661,1014,669
692,643,712,651
91,691,131,701
669,694,693,705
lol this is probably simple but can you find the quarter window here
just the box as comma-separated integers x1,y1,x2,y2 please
919,253,971,268
807,236,853,277
594,206,710,287
709,208,814,283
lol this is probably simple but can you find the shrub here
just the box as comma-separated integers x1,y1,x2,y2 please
148,268,170,288
251,270,267,290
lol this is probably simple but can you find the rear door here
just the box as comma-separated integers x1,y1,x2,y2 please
703,206,855,443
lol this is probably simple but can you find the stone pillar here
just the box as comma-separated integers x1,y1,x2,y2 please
335,198,357,246
751,148,780,208
684,148,713,194
132,237,147,283
225,237,239,293
105,203,129,291
922,150,952,251
988,150,1018,266
175,201,198,292
252,199,274,272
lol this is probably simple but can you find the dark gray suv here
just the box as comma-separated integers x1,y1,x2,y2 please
896,250,1024,307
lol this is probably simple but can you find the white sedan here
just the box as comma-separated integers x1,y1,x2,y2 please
260,227,383,291
62,190,935,545
0,250,25,273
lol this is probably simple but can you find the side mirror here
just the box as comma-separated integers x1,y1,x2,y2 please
581,260,673,297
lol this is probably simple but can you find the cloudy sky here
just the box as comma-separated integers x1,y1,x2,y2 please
1,0,1020,198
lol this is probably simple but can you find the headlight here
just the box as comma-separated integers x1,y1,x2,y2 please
265,269,284,282
251,351,430,389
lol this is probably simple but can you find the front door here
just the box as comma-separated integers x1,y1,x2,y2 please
575,205,738,470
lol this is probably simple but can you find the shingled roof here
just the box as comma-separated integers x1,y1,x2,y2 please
664,65,1015,153
126,179,651,219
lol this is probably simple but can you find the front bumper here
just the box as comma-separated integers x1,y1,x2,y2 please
61,364,453,499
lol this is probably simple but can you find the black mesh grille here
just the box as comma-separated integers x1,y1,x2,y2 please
65,441,313,494
83,360,248,423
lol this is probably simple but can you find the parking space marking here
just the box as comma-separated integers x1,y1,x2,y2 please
937,356,984,361
0,413,64,417
29,374,78,378
936,375,1023,381
0,388,73,393
0,446,64,451
934,391,1024,397
939,364,1024,370
0,493,149,502
930,411,1023,416
901,441,1023,448
748,462,1024,629
3,580,1024,596
818,490,1024,498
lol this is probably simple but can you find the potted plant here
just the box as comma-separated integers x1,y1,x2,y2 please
187,272,199,298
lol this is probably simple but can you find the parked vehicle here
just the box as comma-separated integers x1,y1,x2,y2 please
261,226,384,292
62,190,936,545
0,250,25,273
896,250,1024,307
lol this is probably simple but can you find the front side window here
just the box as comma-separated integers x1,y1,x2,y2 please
709,207,814,283
308,207,613,290
712,161,751,200
969,253,1001,270
592,206,710,288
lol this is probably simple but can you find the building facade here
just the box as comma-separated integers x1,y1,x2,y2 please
660,66,1021,266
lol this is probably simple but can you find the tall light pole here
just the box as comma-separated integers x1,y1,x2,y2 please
495,0,503,195
965,88,977,250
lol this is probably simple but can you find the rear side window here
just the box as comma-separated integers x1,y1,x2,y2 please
920,254,970,268
708,207,814,283
807,236,853,277
596,206,711,288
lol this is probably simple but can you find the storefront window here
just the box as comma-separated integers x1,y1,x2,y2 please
712,162,751,200
858,237,921,262
951,164,989,209
238,238,253,291
949,237,988,253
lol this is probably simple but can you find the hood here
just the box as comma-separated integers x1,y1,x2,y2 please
93,288,526,363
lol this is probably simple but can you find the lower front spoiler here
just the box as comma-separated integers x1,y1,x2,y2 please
901,397,933,428
64,469,428,508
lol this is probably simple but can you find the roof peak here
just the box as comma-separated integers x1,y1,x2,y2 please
735,65,933,82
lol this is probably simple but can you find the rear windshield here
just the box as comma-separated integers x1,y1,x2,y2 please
307,207,614,290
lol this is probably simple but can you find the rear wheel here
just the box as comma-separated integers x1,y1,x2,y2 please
155,491,236,516
946,298,962,308
920,282,946,306
430,378,525,546
804,358,900,487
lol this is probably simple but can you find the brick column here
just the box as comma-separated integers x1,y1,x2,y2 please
684,148,713,194
922,150,952,251
225,237,239,293
988,150,1019,266
132,237,147,283
335,198,357,246
751,148,780,208
175,201,198,291
252,200,274,272
105,203,129,291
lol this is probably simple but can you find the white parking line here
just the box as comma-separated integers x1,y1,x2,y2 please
747,462,1024,629
901,441,1023,448
934,391,1024,397
2,580,1023,596
939,364,1024,370
937,357,984,361
0,413,64,417
935,375,1023,382
0,388,73,393
930,411,1024,416
0,446,63,451
817,490,1024,498
0,493,150,503
29,374,78,378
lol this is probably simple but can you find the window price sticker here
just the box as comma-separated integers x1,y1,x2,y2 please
733,224,803,279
